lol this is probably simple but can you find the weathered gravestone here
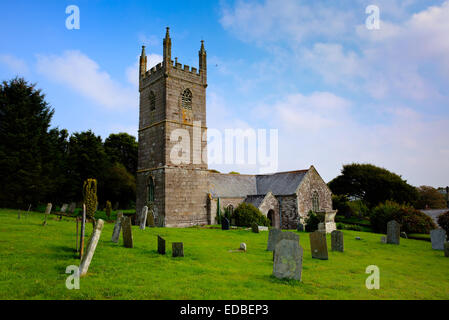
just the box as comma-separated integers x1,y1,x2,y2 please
140,206,148,230
297,223,304,232
272,232,300,261
310,231,328,260
17,210,21,220
258,226,268,232
445,242,449,257
251,223,259,233
331,230,344,252
318,222,326,232
42,203,52,226
172,242,184,257
60,204,68,213
267,229,282,251
387,220,400,245
121,216,133,248
381,236,387,244
111,211,123,243
148,209,155,227
158,235,166,254
240,243,247,252
222,217,230,230
430,229,447,250
68,202,76,214
79,219,104,276
273,239,303,281
400,232,408,239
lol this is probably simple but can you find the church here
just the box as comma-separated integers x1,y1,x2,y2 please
136,28,336,231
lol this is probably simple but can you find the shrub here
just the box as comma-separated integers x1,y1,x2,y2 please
332,194,353,218
437,212,449,239
370,201,436,234
305,210,321,232
232,203,269,227
348,200,369,218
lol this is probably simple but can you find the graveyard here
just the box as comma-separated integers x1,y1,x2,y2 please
1,208,448,300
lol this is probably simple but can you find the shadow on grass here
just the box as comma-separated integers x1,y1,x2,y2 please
47,244,79,260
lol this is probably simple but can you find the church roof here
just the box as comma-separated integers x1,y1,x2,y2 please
208,169,309,198
244,195,266,208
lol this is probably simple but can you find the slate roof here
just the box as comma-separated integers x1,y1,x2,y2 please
244,195,266,208
420,209,449,227
208,169,309,198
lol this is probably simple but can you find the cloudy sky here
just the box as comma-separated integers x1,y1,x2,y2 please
1,0,448,187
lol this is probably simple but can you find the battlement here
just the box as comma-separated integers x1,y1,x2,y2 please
172,60,200,75
142,60,201,84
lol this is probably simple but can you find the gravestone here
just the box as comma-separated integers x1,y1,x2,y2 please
387,220,400,245
430,229,446,250
355,237,361,240
68,202,76,214
121,216,133,248
400,232,408,239
172,242,184,257
272,232,300,260
148,208,155,227
251,223,259,233
267,229,282,251
60,204,68,213
140,206,148,230
258,226,268,232
331,230,344,252
42,203,52,226
111,211,123,243
273,239,303,281
309,231,328,260
318,222,325,232
240,243,247,252
79,219,104,276
297,223,304,232
17,210,21,220
157,235,166,254
222,217,230,230
444,242,449,257
381,236,387,244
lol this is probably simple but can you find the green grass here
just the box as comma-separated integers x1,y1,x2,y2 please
1,209,448,300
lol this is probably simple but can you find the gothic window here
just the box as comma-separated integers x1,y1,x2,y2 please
312,191,320,212
148,177,155,203
149,91,156,111
181,89,192,110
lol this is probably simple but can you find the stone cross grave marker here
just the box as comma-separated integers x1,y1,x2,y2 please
111,211,123,243
430,229,447,250
273,239,303,281
172,242,184,257
79,219,104,276
158,235,166,254
140,206,148,230
222,217,230,230
331,230,344,252
251,223,259,233
387,220,400,245
310,231,328,260
121,215,133,248
267,229,282,251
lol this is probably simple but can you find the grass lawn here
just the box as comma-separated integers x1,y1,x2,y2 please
0,208,448,300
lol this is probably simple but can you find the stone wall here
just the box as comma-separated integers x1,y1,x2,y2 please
259,192,280,228
278,195,298,229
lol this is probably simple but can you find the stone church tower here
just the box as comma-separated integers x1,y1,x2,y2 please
136,28,210,227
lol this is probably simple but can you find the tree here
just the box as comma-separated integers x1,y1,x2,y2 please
328,163,418,208
104,133,138,176
415,186,447,209
0,78,54,208
103,163,136,209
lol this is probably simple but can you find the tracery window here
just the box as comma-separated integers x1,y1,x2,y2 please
149,91,156,111
312,191,320,212
181,89,192,110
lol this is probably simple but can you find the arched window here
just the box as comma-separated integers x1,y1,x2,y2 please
181,89,192,110
149,91,156,111
312,191,319,212
148,177,155,203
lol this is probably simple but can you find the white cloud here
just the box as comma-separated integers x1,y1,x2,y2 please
126,53,163,87
36,50,136,110
0,54,29,75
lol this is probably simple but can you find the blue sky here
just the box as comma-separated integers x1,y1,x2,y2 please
1,0,448,187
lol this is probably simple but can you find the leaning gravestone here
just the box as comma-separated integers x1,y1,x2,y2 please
430,229,446,250
444,242,449,257
60,204,68,213
251,223,259,233
68,202,76,214
310,231,328,260
121,216,133,248
222,217,230,230
273,239,303,281
42,203,52,226
172,242,184,257
267,229,282,251
158,236,166,254
140,206,148,230
79,219,104,276
111,211,123,243
331,230,344,252
387,220,400,245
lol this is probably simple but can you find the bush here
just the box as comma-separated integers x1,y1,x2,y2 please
348,200,369,218
332,194,352,218
437,212,449,239
370,201,437,234
232,203,269,227
305,210,321,232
